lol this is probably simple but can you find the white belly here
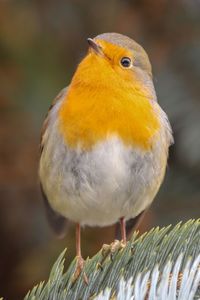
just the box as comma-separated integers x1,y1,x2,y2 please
39,126,168,226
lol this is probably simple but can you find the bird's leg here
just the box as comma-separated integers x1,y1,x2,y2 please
72,223,88,284
120,217,127,244
76,223,83,268
101,217,126,264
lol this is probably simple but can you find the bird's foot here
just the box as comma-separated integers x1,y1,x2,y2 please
100,239,126,266
102,239,126,255
72,256,88,284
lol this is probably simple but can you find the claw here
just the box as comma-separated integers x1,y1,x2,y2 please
72,256,88,284
110,239,126,253
101,239,126,265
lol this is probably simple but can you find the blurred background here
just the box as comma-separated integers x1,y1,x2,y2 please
1,0,200,299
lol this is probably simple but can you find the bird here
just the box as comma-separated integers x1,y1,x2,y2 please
39,32,173,281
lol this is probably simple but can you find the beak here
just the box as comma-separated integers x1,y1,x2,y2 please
87,38,103,56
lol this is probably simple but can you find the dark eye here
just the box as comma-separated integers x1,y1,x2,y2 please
120,57,132,68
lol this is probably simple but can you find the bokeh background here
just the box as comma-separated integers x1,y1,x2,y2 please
1,0,200,299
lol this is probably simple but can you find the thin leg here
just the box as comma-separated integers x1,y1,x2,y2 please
120,217,126,244
72,223,88,284
76,223,81,258
101,218,126,263
115,210,146,240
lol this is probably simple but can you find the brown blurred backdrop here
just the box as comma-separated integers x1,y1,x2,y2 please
1,0,200,299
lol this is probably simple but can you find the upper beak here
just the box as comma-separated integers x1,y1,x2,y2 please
87,38,103,55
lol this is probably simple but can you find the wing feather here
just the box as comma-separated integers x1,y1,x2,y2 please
40,87,68,238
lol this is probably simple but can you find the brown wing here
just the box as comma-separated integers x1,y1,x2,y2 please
40,87,68,238
40,87,68,155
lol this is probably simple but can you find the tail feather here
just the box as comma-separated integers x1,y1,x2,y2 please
40,184,68,238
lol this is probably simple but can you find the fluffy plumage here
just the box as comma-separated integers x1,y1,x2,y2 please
39,33,173,235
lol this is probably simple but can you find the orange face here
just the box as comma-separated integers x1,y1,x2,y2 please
58,39,160,150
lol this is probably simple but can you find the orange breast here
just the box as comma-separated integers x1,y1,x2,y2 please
58,54,160,150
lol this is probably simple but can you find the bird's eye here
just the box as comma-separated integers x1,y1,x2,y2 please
120,57,132,68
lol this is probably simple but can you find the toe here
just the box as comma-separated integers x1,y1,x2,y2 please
72,256,88,284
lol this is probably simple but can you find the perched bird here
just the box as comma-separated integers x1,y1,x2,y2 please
39,33,173,279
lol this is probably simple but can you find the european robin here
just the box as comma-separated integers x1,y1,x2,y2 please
39,33,173,280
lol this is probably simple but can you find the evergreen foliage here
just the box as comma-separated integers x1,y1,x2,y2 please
24,220,200,299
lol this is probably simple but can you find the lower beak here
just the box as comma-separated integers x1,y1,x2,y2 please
87,38,103,56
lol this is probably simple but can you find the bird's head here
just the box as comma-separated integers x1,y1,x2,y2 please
71,33,155,99
88,33,152,77
59,33,162,150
